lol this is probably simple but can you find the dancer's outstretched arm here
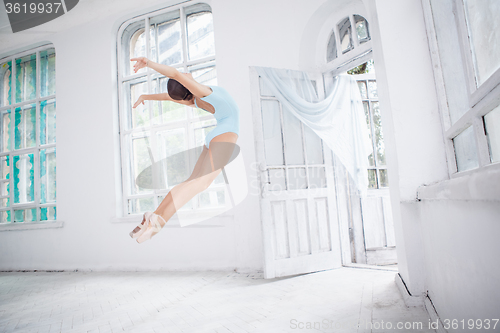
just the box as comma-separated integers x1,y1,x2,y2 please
130,57,212,97
133,93,194,108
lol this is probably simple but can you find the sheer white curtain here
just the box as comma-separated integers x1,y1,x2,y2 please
256,66,371,195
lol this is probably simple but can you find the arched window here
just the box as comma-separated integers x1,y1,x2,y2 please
117,3,225,217
0,45,57,224
326,14,371,64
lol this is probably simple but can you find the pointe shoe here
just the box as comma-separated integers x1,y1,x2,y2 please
129,212,153,239
137,213,167,244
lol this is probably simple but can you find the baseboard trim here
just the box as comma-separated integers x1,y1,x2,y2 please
424,295,448,333
394,273,424,307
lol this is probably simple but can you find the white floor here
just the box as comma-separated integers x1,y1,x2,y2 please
0,267,435,333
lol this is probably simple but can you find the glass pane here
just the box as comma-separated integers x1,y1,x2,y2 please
128,197,155,215
0,197,9,208
187,12,215,61
14,104,36,150
158,19,182,66
357,81,367,99
453,125,479,171
304,126,324,164
268,168,286,192
429,0,468,124
484,105,500,163
40,99,56,145
363,101,375,166
40,147,56,204
131,132,152,194
368,169,377,189
15,54,36,103
372,102,386,165
1,110,11,152
282,107,305,165
128,80,149,129
259,77,274,97
368,80,378,99
122,20,147,76
261,100,284,166
288,167,307,190
308,167,326,188
354,15,370,44
0,61,12,107
14,208,36,222
190,65,217,117
0,210,10,222
157,128,187,188
462,0,500,86
40,48,56,97
13,153,35,204
338,17,353,54
40,206,56,221
194,120,216,147
326,31,337,62
1,155,9,180
199,188,225,208
379,169,389,187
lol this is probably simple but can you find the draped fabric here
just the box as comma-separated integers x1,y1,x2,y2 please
256,67,371,195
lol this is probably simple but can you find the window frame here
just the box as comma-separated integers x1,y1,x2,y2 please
325,13,373,75
116,2,230,220
0,43,59,230
423,0,500,177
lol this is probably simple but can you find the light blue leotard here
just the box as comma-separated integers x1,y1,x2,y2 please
194,85,240,148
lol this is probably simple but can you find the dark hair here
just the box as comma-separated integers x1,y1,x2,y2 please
167,78,193,101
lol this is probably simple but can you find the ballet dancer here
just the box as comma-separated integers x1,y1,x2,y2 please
128,57,240,243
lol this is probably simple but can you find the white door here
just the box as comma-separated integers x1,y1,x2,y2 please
250,69,343,279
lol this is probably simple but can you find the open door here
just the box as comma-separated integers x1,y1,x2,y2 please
250,68,343,279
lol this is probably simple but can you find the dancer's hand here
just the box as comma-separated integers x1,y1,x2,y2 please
133,95,145,108
131,57,149,73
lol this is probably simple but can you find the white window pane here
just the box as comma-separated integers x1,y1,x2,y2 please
429,0,469,124
1,60,12,107
326,31,337,62
126,80,149,129
1,110,11,153
453,125,478,171
122,20,147,77
14,104,36,150
130,132,152,194
158,19,183,66
463,0,500,86
261,100,284,166
14,208,36,222
362,101,375,167
15,54,36,103
194,119,216,147
354,15,370,44
187,12,215,61
40,48,56,97
484,105,500,163
40,206,56,221
128,197,155,215
368,80,378,99
199,188,225,208
40,147,56,204
288,168,307,190
282,106,304,165
372,102,386,165
357,81,367,99
338,17,353,54
13,153,35,204
40,99,56,145
268,168,286,192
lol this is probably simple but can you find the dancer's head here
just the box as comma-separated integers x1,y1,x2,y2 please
167,78,193,101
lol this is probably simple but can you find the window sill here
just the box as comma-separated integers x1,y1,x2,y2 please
111,208,233,227
417,162,500,201
0,221,64,232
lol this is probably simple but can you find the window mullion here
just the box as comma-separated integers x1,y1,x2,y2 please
10,56,15,222
35,50,41,222
180,6,188,71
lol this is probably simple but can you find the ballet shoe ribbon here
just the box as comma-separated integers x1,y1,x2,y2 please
148,213,166,232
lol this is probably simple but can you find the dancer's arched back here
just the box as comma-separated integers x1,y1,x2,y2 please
129,57,240,243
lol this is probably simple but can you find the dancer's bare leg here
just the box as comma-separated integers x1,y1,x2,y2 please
153,132,238,226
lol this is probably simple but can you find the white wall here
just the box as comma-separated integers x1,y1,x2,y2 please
0,0,325,271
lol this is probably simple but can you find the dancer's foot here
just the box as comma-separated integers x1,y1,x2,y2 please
129,212,152,239
136,213,167,243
